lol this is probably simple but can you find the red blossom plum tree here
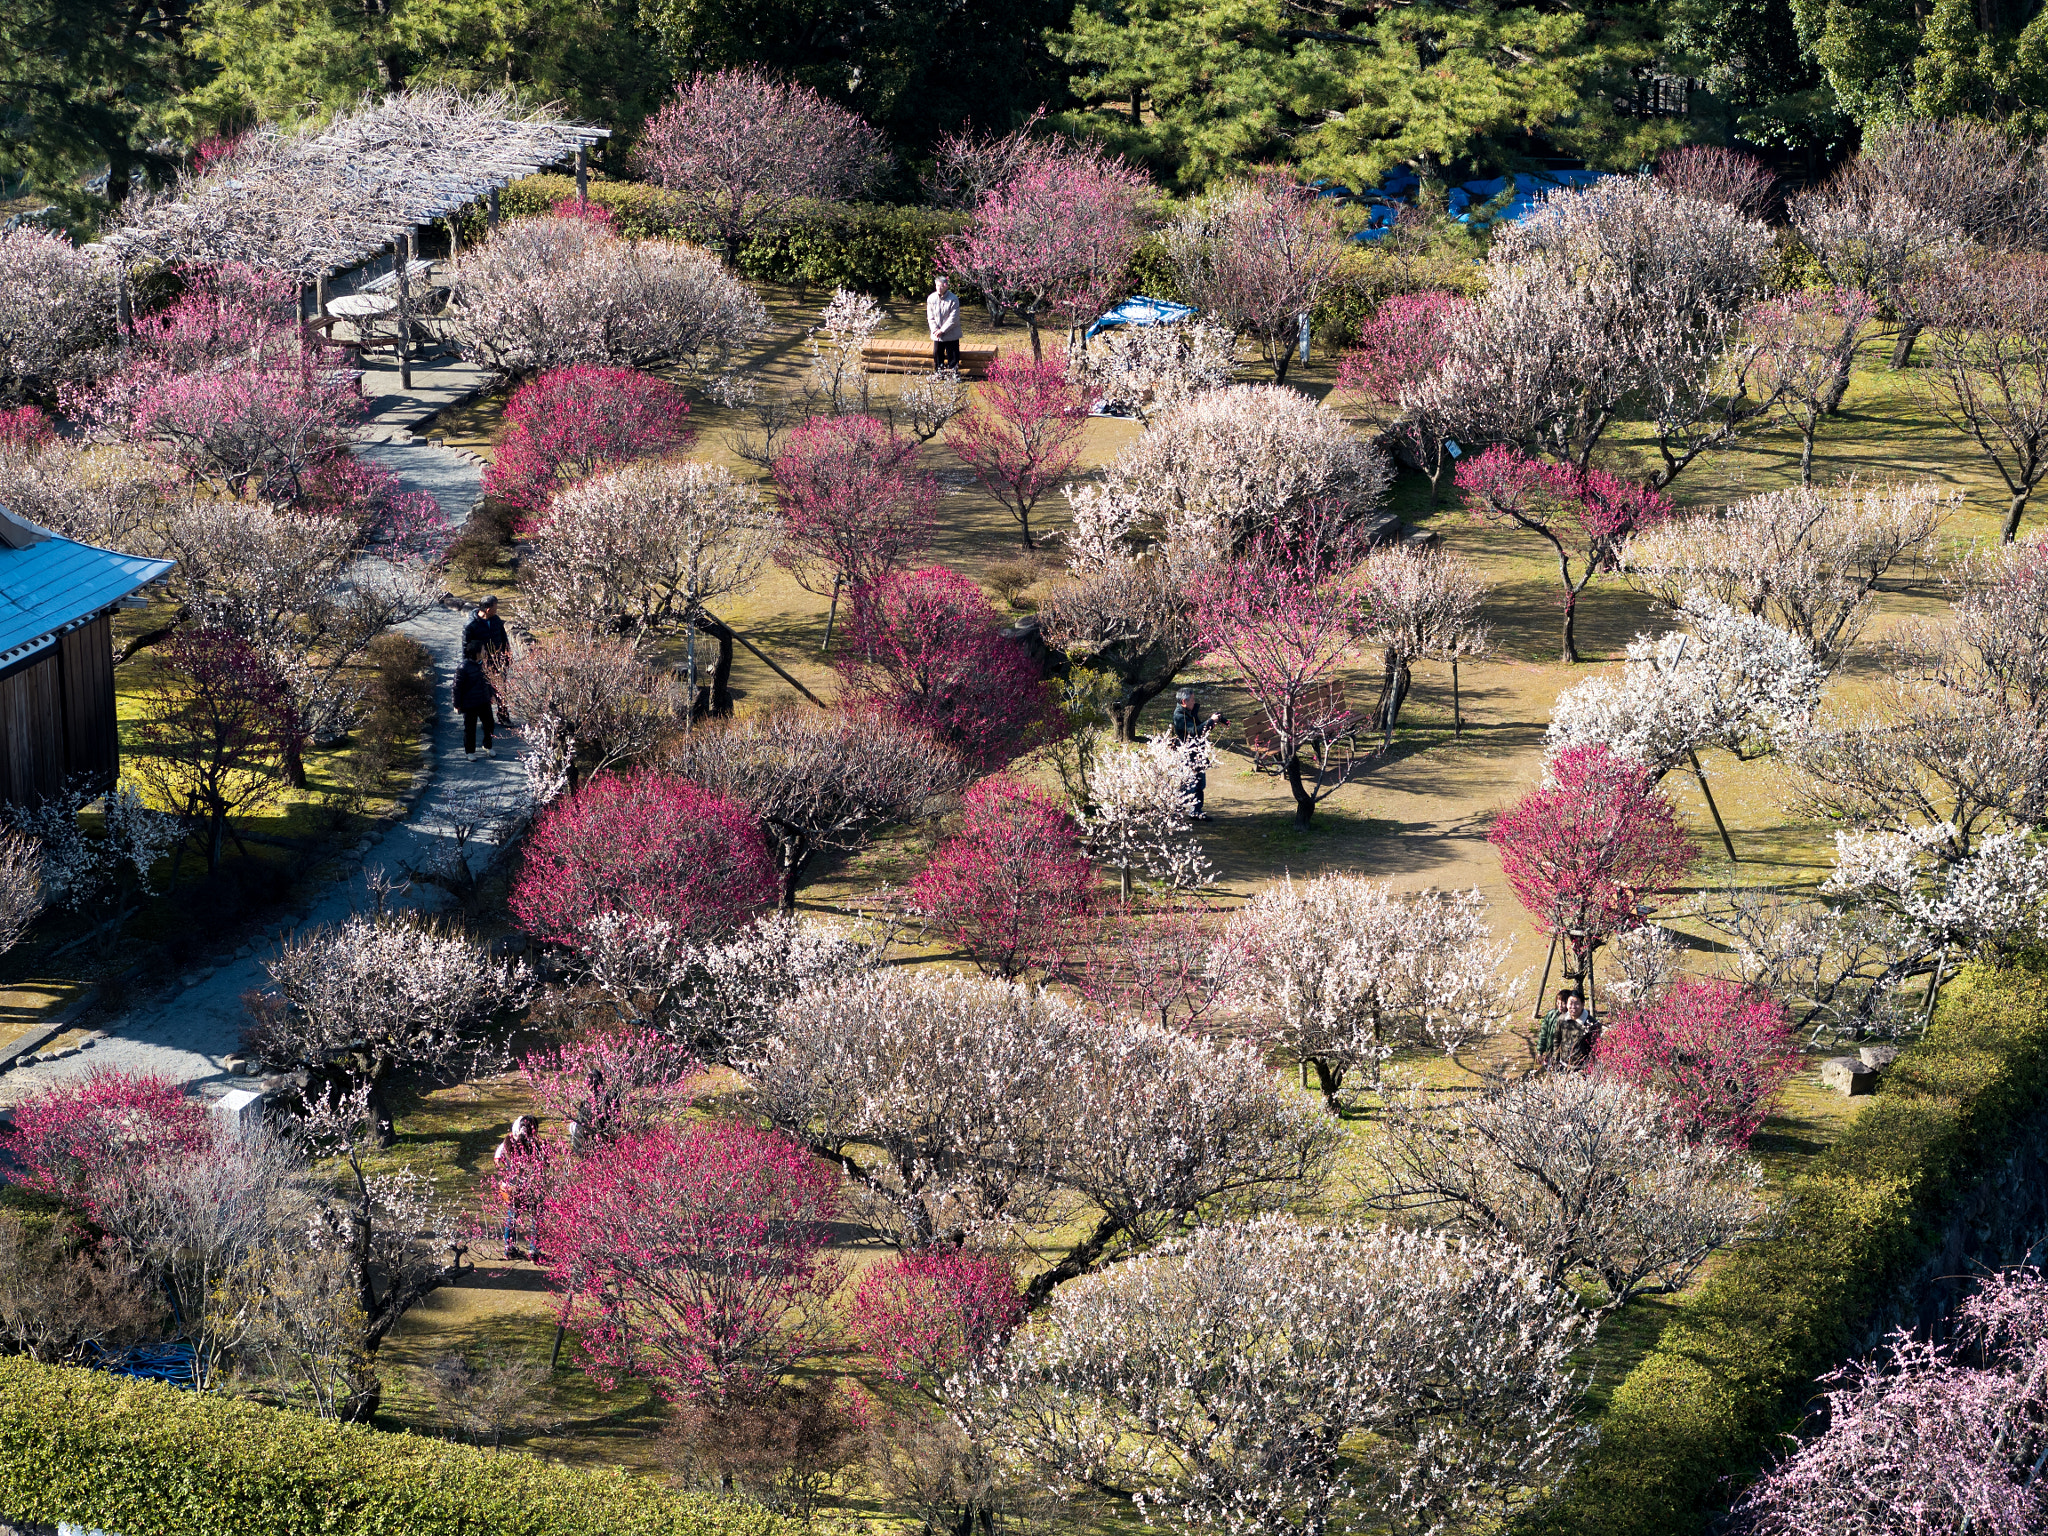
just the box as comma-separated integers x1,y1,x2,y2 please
939,138,1153,360
846,1250,1024,1397
1489,743,1698,999
1456,444,1673,662
481,366,693,517
946,353,1086,551
770,413,938,605
510,769,778,951
1338,289,1472,506
838,566,1056,768
633,69,885,261
538,1121,840,1407
909,775,1094,979
1594,978,1797,1147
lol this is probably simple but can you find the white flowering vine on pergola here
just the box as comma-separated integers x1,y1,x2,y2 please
102,89,611,285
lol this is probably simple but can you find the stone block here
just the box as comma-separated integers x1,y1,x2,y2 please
212,1087,267,1140
1821,1056,1877,1096
1858,1044,1901,1070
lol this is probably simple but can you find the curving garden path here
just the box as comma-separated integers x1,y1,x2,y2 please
0,429,522,1108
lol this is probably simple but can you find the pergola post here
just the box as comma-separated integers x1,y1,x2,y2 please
447,211,460,259
575,144,588,207
396,230,413,391
488,186,500,230
316,271,330,325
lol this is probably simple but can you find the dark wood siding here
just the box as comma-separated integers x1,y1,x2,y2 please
0,650,65,805
0,613,119,806
59,615,118,793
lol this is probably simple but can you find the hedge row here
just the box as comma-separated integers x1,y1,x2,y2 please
492,174,1482,337
496,175,964,299
1524,954,2048,1536
0,1358,787,1536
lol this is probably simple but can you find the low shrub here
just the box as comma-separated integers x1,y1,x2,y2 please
446,500,520,586
1523,954,2048,1536
0,1356,787,1536
498,176,965,299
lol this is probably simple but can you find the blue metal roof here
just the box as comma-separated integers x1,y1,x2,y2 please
0,508,173,668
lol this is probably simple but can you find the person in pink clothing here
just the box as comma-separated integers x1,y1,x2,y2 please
926,273,962,371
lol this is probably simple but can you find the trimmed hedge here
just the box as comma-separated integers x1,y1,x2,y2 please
0,1358,788,1536
495,175,964,299
1524,954,2048,1536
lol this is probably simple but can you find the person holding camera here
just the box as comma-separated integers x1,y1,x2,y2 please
1170,688,1224,821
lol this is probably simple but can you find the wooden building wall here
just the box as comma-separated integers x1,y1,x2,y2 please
0,613,119,806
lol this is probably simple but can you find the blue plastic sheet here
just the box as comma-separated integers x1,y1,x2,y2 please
1447,169,1612,225
1084,295,1198,341
85,1339,197,1390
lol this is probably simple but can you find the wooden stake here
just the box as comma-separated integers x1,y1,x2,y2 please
396,231,413,390
821,574,842,653
1687,747,1738,862
1451,656,1463,737
575,145,588,207
1532,930,1559,1017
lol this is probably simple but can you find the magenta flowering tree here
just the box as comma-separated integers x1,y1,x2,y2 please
1338,291,1472,505
846,1250,1025,1397
481,366,693,517
537,1121,841,1407
770,413,938,600
1456,445,1673,662
946,352,1087,551
633,68,884,261
518,1026,701,1145
9,1070,215,1222
908,774,1095,978
510,769,778,952
1193,510,1367,828
0,405,53,451
1489,743,1697,996
939,139,1153,359
1731,1266,2048,1535
838,565,1057,768
1594,979,1797,1146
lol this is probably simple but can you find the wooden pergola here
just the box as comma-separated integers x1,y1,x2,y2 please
99,89,611,383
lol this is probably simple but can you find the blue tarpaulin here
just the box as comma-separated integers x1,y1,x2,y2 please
86,1339,197,1390
1085,295,1198,341
1447,168,1611,225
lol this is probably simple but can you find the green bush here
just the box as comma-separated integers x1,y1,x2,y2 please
1523,955,2048,1536
0,1356,788,1536
494,175,964,299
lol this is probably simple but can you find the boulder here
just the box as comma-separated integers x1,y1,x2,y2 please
1858,1044,1901,1070
1821,1056,1877,1096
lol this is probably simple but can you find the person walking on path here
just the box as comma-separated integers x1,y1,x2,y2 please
926,274,963,372
462,595,512,726
1170,688,1222,821
453,644,497,758
494,1115,543,1261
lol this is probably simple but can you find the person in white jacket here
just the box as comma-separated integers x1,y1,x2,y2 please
926,273,962,371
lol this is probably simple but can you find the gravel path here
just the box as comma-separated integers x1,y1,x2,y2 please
0,438,522,1106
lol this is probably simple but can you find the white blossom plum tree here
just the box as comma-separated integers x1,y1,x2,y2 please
960,1217,1593,1536
1367,1072,1764,1315
1221,875,1513,1105
1074,734,1213,899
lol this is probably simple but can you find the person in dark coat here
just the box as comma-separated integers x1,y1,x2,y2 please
462,595,512,726
1170,688,1222,820
453,643,497,757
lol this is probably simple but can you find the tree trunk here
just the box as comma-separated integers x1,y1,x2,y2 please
1284,753,1316,827
1310,1057,1343,1107
1799,428,1816,487
1822,349,1855,413
1379,661,1411,753
1890,322,1921,371
2005,491,2031,543
1022,1213,1125,1308
691,614,738,714
1272,342,1292,385
1018,505,1035,552
1025,314,1043,362
777,842,813,913
1560,595,1580,665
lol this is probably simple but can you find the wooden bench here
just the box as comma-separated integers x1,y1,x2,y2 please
860,339,998,379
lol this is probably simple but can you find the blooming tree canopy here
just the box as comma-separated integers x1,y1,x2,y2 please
910,775,1094,978
0,228,118,405
771,413,938,600
1163,176,1344,385
632,68,885,260
1074,734,1213,899
481,365,693,516
1222,875,1512,1104
1490,743,1698,988
961,1217,1594,1535
946,352,1086,552
1594,978,1798,1146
